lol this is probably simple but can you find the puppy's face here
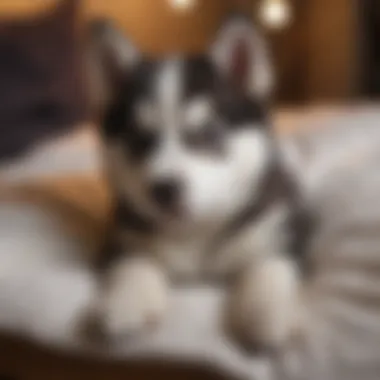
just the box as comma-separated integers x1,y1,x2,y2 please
92,17,274,229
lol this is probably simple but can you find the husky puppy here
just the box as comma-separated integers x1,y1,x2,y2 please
89,15,309,350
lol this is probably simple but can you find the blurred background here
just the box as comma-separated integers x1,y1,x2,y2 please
0,0,378,169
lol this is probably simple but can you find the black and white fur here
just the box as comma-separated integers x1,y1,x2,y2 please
89,16,308,350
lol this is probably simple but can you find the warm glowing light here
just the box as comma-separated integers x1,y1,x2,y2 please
169,0,197,12
259,0,292,30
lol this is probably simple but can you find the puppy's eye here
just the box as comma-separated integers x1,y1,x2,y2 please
183,123,224,154
129,130,159,160
135,102,158,129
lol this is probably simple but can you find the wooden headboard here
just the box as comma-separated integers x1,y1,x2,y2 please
0,0,361,104
0,0,228,54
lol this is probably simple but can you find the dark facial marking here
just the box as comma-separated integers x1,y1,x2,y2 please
102,59,161,161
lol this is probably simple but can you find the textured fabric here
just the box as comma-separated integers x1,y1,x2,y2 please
1,107,380,379
276,107,380,380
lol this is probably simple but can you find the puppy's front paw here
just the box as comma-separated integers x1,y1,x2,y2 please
91,258,168,341
228,258,300,354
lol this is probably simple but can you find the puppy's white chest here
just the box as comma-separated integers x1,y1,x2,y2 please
151,203,290,279
153,236,207,279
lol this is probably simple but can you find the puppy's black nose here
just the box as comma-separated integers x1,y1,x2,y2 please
150,179,181,210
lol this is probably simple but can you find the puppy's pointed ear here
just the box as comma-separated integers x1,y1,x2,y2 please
209,14,274,100
87,19,140,108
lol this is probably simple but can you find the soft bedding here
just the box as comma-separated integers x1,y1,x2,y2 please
2,106,380,380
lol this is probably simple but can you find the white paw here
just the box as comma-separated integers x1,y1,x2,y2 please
229,257,300,352
95,258,168,339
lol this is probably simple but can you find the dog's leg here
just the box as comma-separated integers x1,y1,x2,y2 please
90,254,168,340
228,256,301,352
